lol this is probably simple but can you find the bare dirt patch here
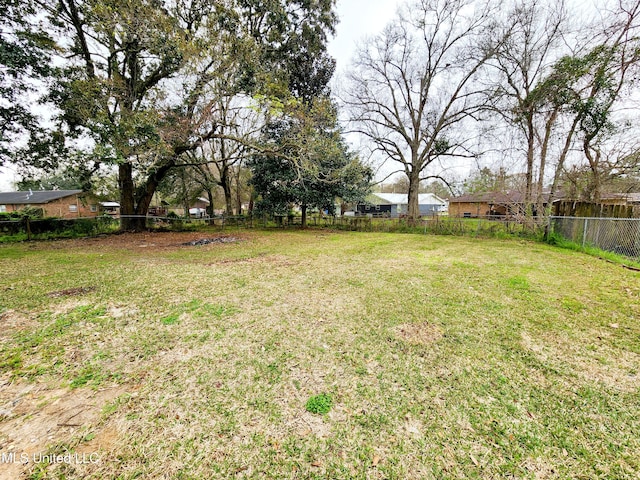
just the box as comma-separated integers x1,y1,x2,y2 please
182,236,241,246
83,231,248,251
50,299,91,316
47,286,96,298
0,378,129,480
393,322,443,345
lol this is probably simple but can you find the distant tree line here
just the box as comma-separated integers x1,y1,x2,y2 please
341,0,640,219
1,0,371,229
2,0,640,225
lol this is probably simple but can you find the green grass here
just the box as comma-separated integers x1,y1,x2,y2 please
547,233,640,270
0,230,639,479
305,393,333,415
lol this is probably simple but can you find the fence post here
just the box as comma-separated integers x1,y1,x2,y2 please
544,216,552,241
582,218,588,248
25,217,32,241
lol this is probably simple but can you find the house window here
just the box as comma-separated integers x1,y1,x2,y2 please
69,204,78,212
90,204,98,212
0,205,6,212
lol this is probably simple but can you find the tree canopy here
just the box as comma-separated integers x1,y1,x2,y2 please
249,98,372,227
4,0,640,222
0,0,56,166
8,0,337,229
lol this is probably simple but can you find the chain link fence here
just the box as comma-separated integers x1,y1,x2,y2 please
0,216,120,239
17,213,640,253
2,213,549,241
549,216,640,259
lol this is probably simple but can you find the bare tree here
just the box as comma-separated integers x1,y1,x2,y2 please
342,0,501,220
186,94,262,215
559,143,640,201
489,0,568,216
575,0,640,203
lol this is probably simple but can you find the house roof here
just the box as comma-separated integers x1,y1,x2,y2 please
449,191,552,204
600,192,640,203
368,193,447,205
0,190,83,205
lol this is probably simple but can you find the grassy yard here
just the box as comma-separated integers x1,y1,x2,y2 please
0,230,638,479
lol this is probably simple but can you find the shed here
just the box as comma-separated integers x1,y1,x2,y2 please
100,201,120,216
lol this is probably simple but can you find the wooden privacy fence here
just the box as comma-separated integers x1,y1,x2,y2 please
553,201,639,218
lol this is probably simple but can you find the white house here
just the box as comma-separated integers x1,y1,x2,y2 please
357,193,448,217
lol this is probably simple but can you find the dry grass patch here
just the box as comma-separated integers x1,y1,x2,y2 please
521,330,640,393
0,310,35,339
0,379,129,480
393,322,443,345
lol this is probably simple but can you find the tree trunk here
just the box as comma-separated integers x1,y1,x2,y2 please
206,190,214,216
235,166,242,215
220,165,233,215
407,169,421,222
301,204,307,228
180,169,190,218
584,140,602,203
549,117,580,202
120,158,179,232
248,190,255,215
135,160,176,220
222,181,233,215
118,163,146,231
536,110,558,219
525,114,535,216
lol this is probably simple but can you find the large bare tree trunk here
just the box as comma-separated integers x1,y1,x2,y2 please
223,179,233,215
549,117,580,201
407,168,421,222
584,143,602,203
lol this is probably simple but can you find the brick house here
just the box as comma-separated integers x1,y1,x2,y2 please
0,190,103,218
449,191,549,217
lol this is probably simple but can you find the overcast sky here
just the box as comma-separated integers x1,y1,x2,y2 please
328,0,401,72
0,1,402,191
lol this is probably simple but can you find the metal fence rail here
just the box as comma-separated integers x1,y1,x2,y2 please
2,213,549,241
550,216,640,259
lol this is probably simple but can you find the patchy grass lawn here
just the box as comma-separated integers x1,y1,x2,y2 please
0,230,639,479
